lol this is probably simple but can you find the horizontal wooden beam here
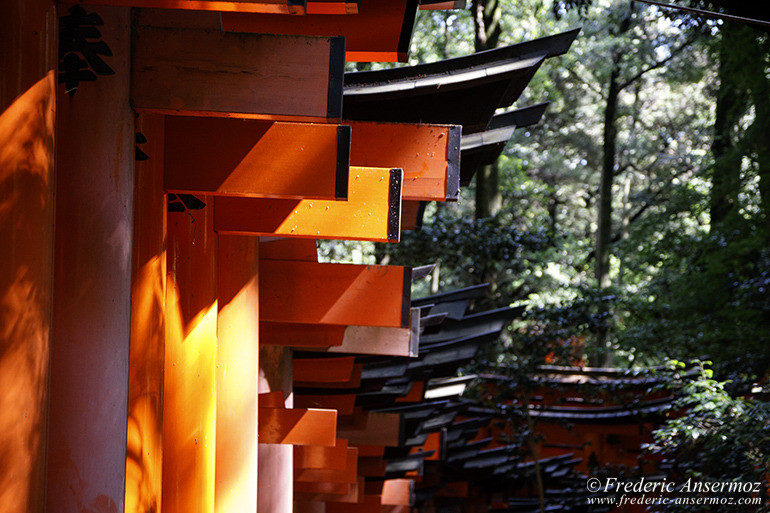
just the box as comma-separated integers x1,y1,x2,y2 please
214,167,402,242
307,0,358,13
349,121,460,202
258,406,337,446
259,260,411,328
295,394,356,415
295,447,358,483
294,357,356,383
294,439,349,470
400,201,424,231
326,495,383,513
337,412,403,447
86,0,306,13
295,477,364,504
381,479,413,506
221,0,418,63
165,117,349,200
132,27,344,119
297,363,363,389
294,481,350,495
261,322,345,347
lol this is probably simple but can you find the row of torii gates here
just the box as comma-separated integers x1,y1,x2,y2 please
0,1,577,512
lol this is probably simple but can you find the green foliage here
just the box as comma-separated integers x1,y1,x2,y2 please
648,361,770,512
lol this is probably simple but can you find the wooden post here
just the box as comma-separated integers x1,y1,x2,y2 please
258,346,294,513
215,236,260,513
47,6,134,513
0,2,56,512
125,113,166,513
164,203,218,513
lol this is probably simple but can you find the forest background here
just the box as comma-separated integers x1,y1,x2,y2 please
321,2,770,498
325,0,770,384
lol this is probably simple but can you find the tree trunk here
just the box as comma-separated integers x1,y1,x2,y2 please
472,0,502,219
745,32,770,239
593,60,620,367
709,23,746,231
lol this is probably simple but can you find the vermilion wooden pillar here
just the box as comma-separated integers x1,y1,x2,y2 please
0,2,56,512
258,345,294,513
164,202,218,513
216,236,260,513
47,6,134,513
125,114,166,513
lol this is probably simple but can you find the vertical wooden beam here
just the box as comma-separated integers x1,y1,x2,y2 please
47,6,134,513
0,2,56,512
215,236,259,513
258,346,294,513
164,203,218,513
125,114,166,513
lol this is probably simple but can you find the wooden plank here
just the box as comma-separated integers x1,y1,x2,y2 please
222,0,419,63
294,357,356,383
307,0,358,14
295,477,364,504
326,495,383,513
132,27,344,119
126,113,165,513
258,407,337,446
261,322,345,347
259,261,411,328
381,479,413,506
294,481,350,495
214,167,402,243
215,236,259,513
258,391,286,408
327,325,414,357
86,0,306,13
337,412,403,447
349,121,460,202
260,238,318,262
295,447,358,483
165,117,349,200
294,439,349,470
400,200,424,231
295,394,357,415
297,363,363,389
395,381,425,403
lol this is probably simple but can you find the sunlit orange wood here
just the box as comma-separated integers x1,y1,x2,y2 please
125,114,166,513
307,0,358,14
0,2,56,511
295,447,358,483
259,407,337,446
165,117,349,200
214,167,402,243
261,322,346,347
260,238,319,262
295,394,356,415
164,203,218,513
324,325,415,356
295,440,350,470
84,0,305,13
294,357,356,383
337,412,403,447
259,260,411,328
381,479,412,506
296,363,363,389
222,0,418,62
132,27,344,119
47,7,134,513
215,236,259,513
349,121,460,202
